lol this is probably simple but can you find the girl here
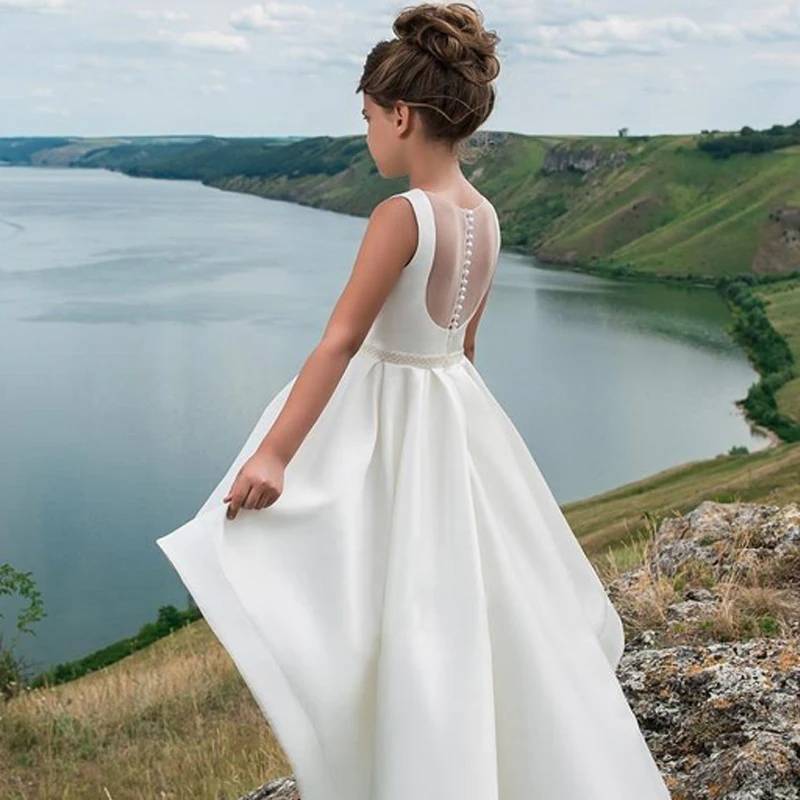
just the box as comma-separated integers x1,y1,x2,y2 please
157,3,673,798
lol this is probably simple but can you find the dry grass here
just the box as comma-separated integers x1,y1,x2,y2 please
595,510,800,647
0,621,291,800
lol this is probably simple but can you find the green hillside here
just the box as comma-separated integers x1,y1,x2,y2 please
535,138,800,278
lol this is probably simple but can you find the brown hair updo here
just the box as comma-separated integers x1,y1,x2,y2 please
356,2,501,162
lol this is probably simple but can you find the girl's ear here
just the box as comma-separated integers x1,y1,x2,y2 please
394,101,412,134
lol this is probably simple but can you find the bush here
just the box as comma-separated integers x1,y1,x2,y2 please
698,118,800,159
717,276,800,443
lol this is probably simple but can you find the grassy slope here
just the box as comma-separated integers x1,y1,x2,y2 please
564,440,800,562
1,619,291,799
534,139,800,277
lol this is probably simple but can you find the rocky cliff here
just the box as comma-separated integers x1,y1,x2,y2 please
541,143,629,174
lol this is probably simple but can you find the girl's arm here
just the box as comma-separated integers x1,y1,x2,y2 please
223,195,417,519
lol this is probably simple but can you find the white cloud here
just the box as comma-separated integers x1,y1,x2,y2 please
155,30,249,54
2,0,800,137
519,15,707,58
500,6,800,60
230,2,316,32
752,51,800,67
740,3,800,40
134,10,190,23
0,0,68,12
515,44,576,62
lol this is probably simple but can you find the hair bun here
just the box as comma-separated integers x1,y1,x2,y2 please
393,2,499,85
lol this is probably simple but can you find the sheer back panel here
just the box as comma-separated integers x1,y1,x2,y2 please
422,191,500,332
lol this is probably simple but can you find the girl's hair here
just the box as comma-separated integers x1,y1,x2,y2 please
356,2,501,162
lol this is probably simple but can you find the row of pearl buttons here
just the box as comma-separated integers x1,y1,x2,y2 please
448,208,475,330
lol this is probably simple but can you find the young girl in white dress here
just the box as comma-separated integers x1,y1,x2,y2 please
157,3,674,798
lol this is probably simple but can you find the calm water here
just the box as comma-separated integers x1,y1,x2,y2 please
0,166,769,673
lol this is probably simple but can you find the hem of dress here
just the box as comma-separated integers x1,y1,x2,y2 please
155,503,334,800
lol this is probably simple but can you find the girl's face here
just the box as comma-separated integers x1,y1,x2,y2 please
362,94,409,179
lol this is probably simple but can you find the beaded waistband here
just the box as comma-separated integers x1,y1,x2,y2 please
359,342,465,368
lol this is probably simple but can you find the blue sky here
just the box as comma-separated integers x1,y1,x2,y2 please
1,0,798,138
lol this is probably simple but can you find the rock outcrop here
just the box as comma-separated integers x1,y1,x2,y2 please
541,143,629,175
237,502,800,800
610,501,800,799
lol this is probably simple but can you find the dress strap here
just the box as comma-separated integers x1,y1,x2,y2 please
389,188,434,276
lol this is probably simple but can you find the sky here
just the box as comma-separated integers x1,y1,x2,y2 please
1,0,799,139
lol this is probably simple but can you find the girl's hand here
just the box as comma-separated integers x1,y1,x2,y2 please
223,448,285,520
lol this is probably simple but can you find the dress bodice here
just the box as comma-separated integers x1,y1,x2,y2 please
361,187,501,362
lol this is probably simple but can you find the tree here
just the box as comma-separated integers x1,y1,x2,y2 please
156,604,183,633
0,563,46,699
618,127,629,137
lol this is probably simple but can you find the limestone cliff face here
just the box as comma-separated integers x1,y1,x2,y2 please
541,143,629,174
236,501,800,800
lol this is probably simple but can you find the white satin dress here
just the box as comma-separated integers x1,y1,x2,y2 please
156,187,673,800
